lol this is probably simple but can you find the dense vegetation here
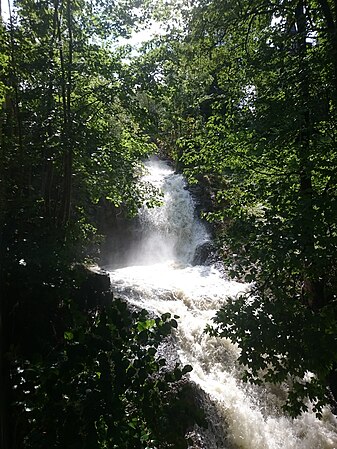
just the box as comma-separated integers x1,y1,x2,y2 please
0,1,198,448
133,0,337,417
2,0,337,447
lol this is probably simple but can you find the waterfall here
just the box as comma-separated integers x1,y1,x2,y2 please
126,157,209,266
107,157,337,449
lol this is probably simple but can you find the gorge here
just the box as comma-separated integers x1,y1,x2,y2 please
105,157,337,449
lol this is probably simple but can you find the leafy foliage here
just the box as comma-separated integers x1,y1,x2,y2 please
134,0,337,416
208,290,337,417
1,0,158,236
11,291,194,449
0,2,201,449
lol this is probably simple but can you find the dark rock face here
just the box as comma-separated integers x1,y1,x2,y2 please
156,380,207,449
73,265,112,309
96,199,142,268
192,241,216,266
187,175,215,220
185,383,236,449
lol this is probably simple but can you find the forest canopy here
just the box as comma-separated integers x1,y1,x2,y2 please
0,1,183,448
1,0,337,448
132,0,337,416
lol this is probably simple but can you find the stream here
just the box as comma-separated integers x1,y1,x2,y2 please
106,157,337,449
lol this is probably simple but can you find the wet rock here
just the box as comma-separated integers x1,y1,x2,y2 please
186,386,236,449
152,379,208,449
73,265,112,309
188,179,215,220
192,241,216,266
96,199,142,268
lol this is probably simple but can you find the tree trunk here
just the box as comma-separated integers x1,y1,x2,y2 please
42,2,59,221
7,0,24,195
295,2,326,310
56,0,73,227
317,0,337,96
63,0,73,226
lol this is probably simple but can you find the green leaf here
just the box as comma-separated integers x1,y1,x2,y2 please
64,331,74,341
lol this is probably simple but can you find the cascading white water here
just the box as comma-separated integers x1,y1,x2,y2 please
125,158,209,266
108,157,337,449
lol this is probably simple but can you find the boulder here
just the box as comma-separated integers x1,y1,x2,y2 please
192,241,216,266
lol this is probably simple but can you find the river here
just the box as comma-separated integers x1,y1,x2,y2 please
107,157,337,449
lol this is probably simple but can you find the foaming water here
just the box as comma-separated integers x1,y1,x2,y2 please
107,158,337,449
128,158,209,266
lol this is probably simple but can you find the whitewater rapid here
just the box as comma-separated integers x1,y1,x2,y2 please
107,157,337,449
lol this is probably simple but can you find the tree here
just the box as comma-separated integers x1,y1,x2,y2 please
136,0,337,416
0,2,161,448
